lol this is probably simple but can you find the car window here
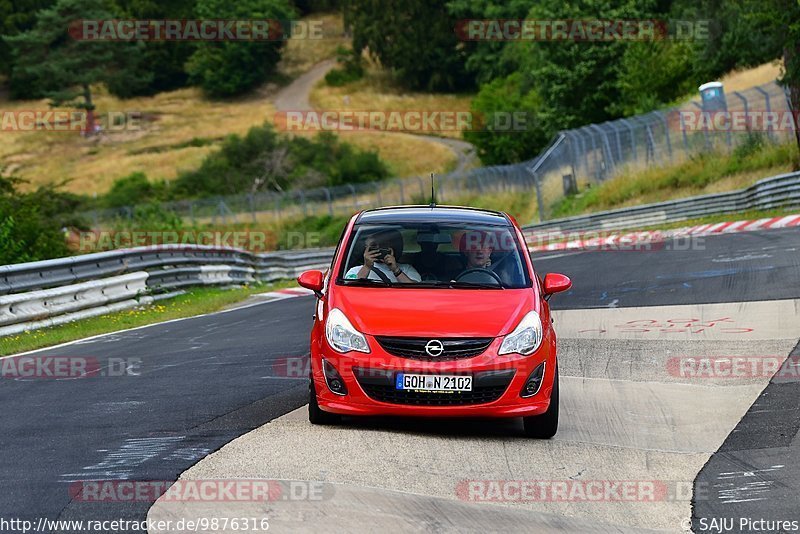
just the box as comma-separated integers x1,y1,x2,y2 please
337,222,531,288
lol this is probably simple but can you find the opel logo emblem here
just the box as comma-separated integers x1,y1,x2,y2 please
424,339,444,357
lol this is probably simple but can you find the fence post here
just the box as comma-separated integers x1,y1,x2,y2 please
526,134,565,222
645,124,657,165
248,194,256,223
677,109,689,151
692,101,711,150
620,118,636,164
613,124,623,163
348,184,357,211
323,187,333,216
566,132,578,184
398,180,405,204
590,124,614,177
754,86,774,141
657,111,673,163
732,91,750,134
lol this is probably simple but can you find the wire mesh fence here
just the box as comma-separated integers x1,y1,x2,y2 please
528,81,795,221
81,81,794,227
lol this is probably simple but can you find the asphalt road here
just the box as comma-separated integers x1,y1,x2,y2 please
534,226,800,309
1,228,798,532
0,298,315,530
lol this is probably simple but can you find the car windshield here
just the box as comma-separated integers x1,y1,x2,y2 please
337,222,531,289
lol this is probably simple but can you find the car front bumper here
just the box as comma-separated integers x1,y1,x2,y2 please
312,334,557,418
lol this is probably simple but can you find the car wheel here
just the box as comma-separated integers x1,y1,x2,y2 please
308,379,342,425
522,365,559,439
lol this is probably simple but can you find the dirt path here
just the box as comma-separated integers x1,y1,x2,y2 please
272,61,478,174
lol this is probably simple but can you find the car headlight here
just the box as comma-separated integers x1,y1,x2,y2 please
325,308,370,353
498,311,543,356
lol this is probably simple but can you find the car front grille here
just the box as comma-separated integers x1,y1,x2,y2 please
353,368,515,406
374,336,493,361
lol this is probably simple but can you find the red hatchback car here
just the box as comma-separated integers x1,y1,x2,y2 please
297,206,571,438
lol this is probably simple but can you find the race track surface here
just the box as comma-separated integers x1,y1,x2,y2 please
1,228,798,533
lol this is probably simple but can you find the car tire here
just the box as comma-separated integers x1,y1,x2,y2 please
522,366,559,439
308,379,342,425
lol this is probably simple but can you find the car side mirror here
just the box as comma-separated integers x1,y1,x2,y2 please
297,270,324,297
543,273,571,297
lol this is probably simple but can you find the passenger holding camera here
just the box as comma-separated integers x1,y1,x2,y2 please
345,230,421,283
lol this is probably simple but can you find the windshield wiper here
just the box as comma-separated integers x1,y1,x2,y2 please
447,281,504,289
341,278,392,287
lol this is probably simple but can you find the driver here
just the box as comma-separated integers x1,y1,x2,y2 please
345,229,421,283
459,230,494,269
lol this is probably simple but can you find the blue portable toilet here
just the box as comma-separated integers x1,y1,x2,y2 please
699,81,727,112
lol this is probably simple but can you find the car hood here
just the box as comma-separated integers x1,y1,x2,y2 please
331,287,538,338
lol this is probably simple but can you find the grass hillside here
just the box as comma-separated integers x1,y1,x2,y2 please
0,13,459,195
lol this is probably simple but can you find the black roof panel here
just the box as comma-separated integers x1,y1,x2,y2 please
356,205,510,226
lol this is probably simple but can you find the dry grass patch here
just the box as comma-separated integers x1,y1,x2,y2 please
309,63,474,141
277,13,349,78
1,86,277,194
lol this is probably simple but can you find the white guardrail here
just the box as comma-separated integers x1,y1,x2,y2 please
0,246,334,337
2,169,799,337
522,170,800,233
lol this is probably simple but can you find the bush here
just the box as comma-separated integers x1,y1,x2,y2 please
171,123,389,197
0,177,86,264
324,46,364,86
105,172,167,208
464,72,550,164
186,0,294,97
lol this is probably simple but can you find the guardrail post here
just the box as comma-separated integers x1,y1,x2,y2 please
398,180,405,203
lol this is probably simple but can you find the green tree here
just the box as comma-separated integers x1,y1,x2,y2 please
111,0,197,96
186,0,294,97
4,0,151,128
349,0,472,91
464,72,549,164
0,177,85,264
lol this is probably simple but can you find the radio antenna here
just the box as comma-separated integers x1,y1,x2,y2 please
429,172,436,207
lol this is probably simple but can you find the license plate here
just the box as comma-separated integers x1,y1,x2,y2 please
395,373,473,392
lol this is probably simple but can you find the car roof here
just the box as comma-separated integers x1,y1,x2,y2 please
356,205,511,226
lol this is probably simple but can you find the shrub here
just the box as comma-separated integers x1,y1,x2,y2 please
324,46,364,86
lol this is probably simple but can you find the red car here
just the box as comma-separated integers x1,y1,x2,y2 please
297,206,571,438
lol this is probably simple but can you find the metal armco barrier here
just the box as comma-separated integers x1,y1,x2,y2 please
3,168,798,336
0,246,334,336
522,170,800,234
